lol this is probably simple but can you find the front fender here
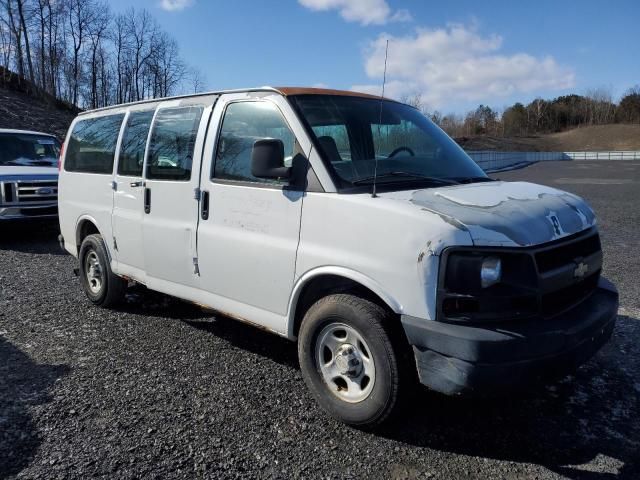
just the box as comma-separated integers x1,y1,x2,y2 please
285,266,403,338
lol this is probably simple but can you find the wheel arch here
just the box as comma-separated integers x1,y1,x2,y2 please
75,215,112,261
286,267,402,339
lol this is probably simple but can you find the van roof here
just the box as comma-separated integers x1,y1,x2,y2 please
78,86,396,116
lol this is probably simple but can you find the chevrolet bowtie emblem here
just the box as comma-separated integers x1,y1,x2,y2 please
574,262,589,278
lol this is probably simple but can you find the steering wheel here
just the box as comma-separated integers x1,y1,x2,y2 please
387,146,415,158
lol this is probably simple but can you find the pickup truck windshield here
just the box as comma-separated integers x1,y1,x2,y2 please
0,132,60,167
291,95,486,188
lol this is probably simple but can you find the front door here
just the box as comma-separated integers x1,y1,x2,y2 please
196,96,305,332
112,108,156,281
142,100,214,290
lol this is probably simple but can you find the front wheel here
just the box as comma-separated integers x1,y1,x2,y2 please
298,294,406,427
78,234,126,307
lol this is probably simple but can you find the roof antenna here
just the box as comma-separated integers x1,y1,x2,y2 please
372,39,389,198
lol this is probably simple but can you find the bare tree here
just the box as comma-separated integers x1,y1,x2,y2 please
127,8,154,101
15,0,33,83
112,12,129,103
68,0,96,104
586,87,615,125
0,4,14,78
186,67,206,94
4,0,24,78
0,2,200,108
86,2,109,108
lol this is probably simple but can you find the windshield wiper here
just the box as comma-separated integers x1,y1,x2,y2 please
352,171,460,186
451,176,496,184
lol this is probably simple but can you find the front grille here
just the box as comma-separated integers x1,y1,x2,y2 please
1,182,14,202
1,179,58,205
534,230,602,317
535,232,601,273
16,181,58,203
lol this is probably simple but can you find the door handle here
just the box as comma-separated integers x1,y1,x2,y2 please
130,180,144,187
144,187,151,214
201,190,210,220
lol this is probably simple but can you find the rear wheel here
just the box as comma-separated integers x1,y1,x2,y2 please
298,294,407,427
78,234,125,307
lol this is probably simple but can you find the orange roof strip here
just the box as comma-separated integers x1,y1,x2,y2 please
274,86,393,101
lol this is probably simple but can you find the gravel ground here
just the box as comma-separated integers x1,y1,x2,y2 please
1,160,639,479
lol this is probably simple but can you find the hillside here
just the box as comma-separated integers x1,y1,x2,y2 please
541,124,640,151
0,87,77,139
456,124,640,152
0,68,78,139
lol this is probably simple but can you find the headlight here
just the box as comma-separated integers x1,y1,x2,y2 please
439,249,538,322
480,256,501,288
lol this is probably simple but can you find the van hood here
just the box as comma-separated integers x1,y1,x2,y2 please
0,165,58,179
380,181,596,247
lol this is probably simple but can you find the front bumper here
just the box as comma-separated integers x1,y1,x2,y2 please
0,204,58,220
402,277,618,395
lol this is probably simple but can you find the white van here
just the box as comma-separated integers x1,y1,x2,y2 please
58,87,618,426
1,129,60,220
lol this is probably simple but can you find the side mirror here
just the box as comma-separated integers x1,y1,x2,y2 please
251,139,291,180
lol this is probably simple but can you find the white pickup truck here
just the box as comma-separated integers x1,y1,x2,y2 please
57,87,618,426
0,128,60,220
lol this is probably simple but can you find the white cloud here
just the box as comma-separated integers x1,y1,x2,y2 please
298,0,411,26
389,9,412,23
159,0,194,12
354,24,575,108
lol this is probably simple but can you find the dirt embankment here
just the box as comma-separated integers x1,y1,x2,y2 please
0,68,78,139
0,87,77,140
456,124,640,152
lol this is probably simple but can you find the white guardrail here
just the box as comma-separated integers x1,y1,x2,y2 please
467,150,640,172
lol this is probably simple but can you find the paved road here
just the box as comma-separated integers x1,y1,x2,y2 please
1,161,639,479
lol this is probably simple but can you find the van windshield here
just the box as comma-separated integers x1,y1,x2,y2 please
0,132,60,167
290,95,486,189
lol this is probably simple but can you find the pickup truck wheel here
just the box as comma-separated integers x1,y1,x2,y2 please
79,234,125,307
298,294,403,427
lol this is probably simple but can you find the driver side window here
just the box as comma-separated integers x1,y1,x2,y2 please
213,101,295,184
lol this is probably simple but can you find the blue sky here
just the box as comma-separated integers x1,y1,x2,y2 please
108,0,640,113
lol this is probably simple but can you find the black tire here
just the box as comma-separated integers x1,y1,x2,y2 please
78,234,126,307
298,293,408,427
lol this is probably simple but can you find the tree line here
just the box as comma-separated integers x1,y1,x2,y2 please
404,85,640,138
0,0,205,109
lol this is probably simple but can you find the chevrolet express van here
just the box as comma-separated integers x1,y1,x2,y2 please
58,87,618,426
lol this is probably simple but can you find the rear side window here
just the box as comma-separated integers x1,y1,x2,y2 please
118,110,155,177
65,114,125,174
213,101,295,184
146,106,204,181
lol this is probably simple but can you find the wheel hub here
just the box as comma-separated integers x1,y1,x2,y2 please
85,251,103,294
315,323,376,403
334,344,363,378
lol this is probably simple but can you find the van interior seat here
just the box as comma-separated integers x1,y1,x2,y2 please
317,136,342,163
